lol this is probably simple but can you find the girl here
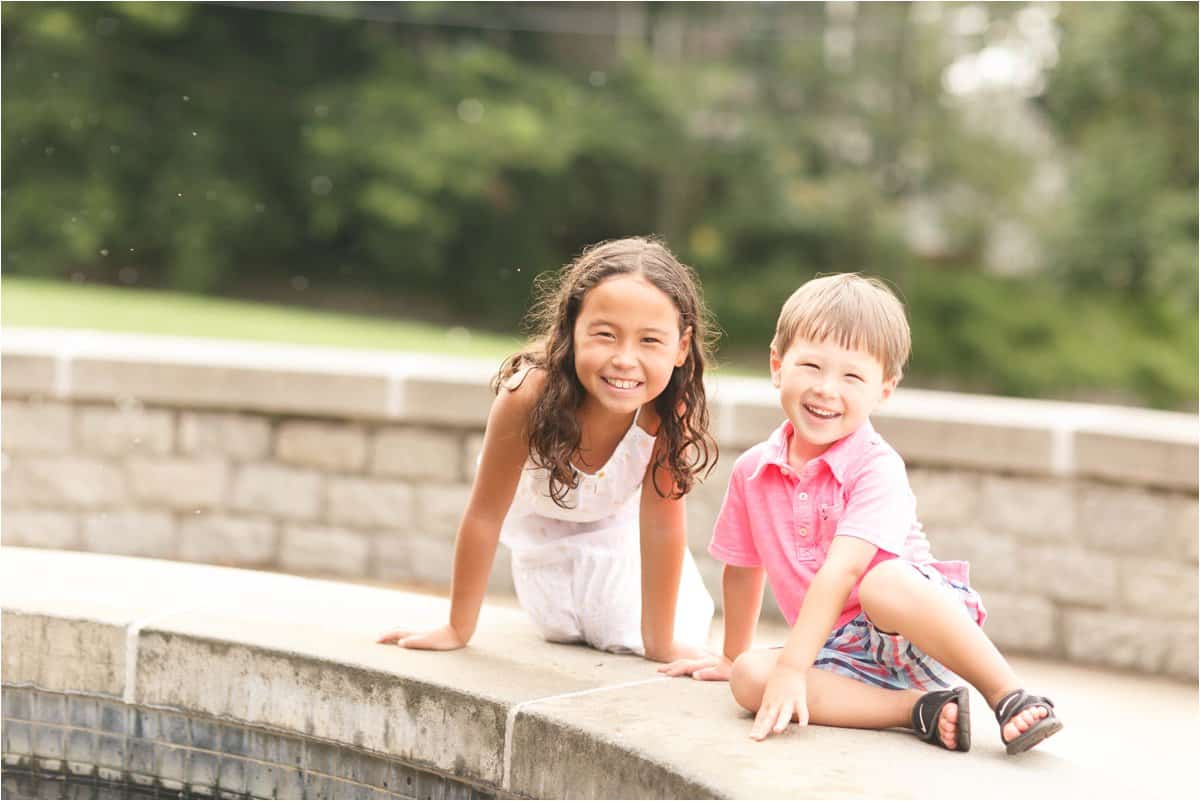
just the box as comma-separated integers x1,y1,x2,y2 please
378,237,717,661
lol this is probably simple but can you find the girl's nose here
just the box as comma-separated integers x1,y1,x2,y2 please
611,346,636,368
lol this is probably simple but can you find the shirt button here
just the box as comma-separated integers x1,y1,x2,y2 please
798,527,808,537
799,492,809,501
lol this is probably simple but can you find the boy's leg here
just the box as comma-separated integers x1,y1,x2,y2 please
730,649,961,749
856,560,1050,744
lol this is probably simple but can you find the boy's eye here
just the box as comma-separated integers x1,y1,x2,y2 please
800,362,819,370
846,373,864,382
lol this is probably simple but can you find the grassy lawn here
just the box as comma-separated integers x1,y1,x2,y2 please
1,277,523,360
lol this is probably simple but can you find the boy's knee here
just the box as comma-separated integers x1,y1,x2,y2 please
857,559,912,611
730,651,768,712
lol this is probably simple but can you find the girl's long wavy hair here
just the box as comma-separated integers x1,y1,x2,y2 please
493,236,719,507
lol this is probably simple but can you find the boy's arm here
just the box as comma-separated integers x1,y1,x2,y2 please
750,535,878,739
721,564,766,663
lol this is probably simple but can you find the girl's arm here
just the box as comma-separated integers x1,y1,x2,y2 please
750,535,878,739
377,370,539,649
637,434,704,663
659,563,765,679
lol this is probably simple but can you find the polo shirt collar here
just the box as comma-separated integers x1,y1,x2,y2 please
748,418,876,483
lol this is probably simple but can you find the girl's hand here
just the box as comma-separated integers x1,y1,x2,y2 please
750,664,808,741
658,654,732,681
376,623,466,651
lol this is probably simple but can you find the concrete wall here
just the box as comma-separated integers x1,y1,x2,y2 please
3,328,1197,679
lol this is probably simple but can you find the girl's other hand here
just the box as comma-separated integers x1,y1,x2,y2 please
658,654,732,681
376,623,466,651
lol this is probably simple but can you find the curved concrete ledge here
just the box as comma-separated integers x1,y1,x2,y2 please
4,548,1197,799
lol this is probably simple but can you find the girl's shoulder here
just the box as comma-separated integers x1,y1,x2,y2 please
492,364,547,422
636,401,663,437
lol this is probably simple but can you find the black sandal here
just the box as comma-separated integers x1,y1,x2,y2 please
911,686,970,752
995,689,1062,754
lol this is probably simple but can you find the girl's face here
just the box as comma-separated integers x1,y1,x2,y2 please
572,274,691,417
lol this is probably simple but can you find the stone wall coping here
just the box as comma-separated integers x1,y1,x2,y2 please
4,327,1196,488
5,547,1193,799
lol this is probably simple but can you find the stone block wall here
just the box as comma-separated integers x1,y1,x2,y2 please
2,329,1197,679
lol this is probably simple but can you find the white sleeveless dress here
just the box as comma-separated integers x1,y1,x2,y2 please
499,408,715,654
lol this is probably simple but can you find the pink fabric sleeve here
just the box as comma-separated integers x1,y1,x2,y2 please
834,451,914,556
707,462,762,568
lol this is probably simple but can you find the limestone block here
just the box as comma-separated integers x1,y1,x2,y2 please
178,515,277,566
1076,426,1198,492
974,591,1056,655
1077,484,1173,556
178,412,271,461
82,510,176,559
279,525,369,576
77,405,173,455
1164,626,1199,680
70,356,393,419
908,469,980,528
128,459,228,510
463,433,485,481
1063,610,1168,674
415,484,471,540
1118,558,1198,619
1168,496,1198,562
4,458,127,508
1,401,72,453
925,528,1024,592
1,353,56,397
276,422,366,472
372,531,513,593
2,611,126,696
371,428,461,481
1018,545,1118,606
979,475,1074,543
231,465,322,520
0,509,80,550
394,375,493,426
326,478,414,529
874,414,1055,475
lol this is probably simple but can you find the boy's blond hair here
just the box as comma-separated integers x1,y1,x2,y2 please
771,273,911,380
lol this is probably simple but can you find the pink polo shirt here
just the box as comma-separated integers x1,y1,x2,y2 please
709,419,973,629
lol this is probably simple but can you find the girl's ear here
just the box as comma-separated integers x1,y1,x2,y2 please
675,325,693,367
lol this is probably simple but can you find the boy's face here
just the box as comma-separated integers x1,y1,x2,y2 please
770,335,897,464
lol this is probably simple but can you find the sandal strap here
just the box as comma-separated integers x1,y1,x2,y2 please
994,688,1056,725
912,687,961,740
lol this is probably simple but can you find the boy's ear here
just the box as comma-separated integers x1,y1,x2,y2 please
769,346,782,388
675,326,693,367
879,375,899,403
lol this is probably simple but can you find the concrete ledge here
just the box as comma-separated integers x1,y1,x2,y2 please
3,548,1197,799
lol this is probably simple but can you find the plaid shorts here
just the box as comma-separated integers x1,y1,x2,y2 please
813,562,986,692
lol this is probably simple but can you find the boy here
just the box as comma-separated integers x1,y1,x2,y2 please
662,274,1062,754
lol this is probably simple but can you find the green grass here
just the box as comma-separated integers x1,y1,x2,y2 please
1,277,523,360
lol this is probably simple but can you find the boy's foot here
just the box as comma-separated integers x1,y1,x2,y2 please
995,689,1062,754
911,686,970,751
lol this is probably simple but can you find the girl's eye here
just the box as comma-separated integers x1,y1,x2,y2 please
642,337,663,345
595,331,615,340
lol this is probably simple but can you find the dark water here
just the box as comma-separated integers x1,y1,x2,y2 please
1,771,198,800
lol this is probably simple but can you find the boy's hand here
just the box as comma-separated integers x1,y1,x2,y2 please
658,654,733,681
750,664,808,740
376,623,466,651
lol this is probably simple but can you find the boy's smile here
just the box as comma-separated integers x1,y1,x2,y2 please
770,335,896,467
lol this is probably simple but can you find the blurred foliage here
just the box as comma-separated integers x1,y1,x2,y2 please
2,2,1195,409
